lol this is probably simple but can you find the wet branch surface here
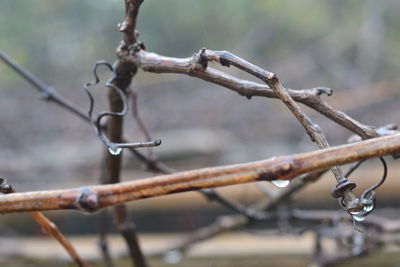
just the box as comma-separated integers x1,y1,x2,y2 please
2,45,400,267
2,42,400,267
0,133,399,214
2,2,400,266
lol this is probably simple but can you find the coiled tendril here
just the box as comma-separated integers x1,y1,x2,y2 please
84,61,161,155
332,157,388,227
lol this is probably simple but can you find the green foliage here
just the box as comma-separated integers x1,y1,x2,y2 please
1,0,400,91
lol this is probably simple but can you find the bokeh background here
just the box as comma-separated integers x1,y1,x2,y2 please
1,0,400,266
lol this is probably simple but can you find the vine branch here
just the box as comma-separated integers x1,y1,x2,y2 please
121,47,390,139
0,133,398,214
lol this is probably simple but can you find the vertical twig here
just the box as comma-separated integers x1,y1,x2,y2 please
98,212,114,267
101,61,147,267
99,1,148,267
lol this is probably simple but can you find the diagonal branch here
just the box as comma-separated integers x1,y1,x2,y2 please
0,133,399,214
0,178,88,267
264,73,362,212
151,171,326,255
0,50,89,122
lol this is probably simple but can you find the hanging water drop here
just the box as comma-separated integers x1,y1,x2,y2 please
349,210,361,216
271,180,290,188
363,203,374,212
163,250,183,264
353,215,365,222
108,146,122,156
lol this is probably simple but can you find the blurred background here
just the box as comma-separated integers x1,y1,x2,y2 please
1,0,400,266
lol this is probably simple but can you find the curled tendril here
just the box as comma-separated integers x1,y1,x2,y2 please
358,157,387,215
336,157,388,228
84,61,161,155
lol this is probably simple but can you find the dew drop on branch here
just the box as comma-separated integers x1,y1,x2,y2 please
271,180,290,188
108,146,122,156
363,203,374,212
353,215,365,222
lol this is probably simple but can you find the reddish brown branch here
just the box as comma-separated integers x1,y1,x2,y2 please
120,0,144,45
102,63,147,267
100,1,147,265
0,133,399,214
29,212,90,267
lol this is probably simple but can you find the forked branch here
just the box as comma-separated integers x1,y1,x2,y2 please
120,47,386,139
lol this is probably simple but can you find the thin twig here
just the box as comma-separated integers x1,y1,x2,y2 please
0,178,88,267
151,171,326,255
0,50,89,122
264,74,362,212
182,49,365,211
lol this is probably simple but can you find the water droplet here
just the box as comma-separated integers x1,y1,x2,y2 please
349,210,361,216
363,203,374,212
163,250,183,264
108,146,122,156
271,180,290,188
353,215,365,222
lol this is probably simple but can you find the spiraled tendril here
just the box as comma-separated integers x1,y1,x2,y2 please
84,61,161,155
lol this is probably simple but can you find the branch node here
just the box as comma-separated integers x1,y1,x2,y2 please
331,180,356,199
264,74,278,86
219,57,230,67
259,159,293,181
78,187,100,213
0,178,13,194
40,87,55,101
199,48,208,69
316,87,333,96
